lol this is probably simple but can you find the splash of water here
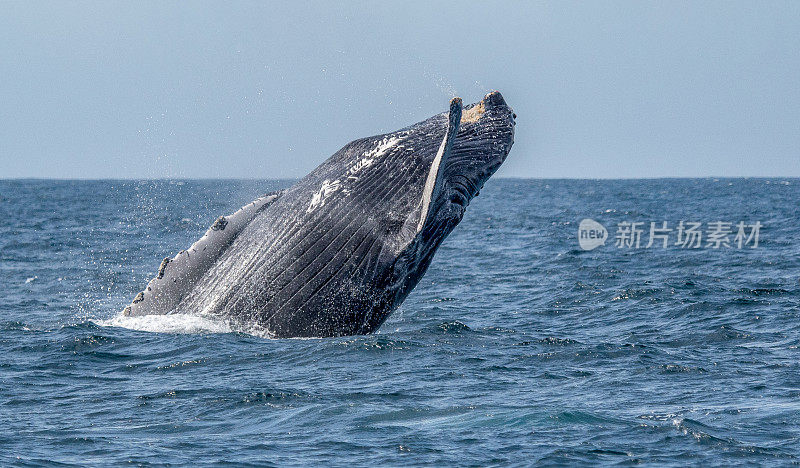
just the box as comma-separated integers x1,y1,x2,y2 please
95,313,233,335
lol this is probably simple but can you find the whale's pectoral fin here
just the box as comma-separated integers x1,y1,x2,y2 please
122,190,285,317
416,97,462,233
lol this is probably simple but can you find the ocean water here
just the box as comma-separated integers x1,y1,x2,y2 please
1,178,798,466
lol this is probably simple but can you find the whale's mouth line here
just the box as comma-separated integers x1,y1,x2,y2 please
449,174,478,206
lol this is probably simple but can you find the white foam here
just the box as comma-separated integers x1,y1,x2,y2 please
95,313,233,335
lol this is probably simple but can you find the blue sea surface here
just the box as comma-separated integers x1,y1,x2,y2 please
1,178,798,466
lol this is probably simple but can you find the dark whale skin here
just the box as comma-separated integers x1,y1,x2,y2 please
127,92,515,337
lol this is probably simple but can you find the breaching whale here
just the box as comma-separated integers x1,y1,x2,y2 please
124,92,515,337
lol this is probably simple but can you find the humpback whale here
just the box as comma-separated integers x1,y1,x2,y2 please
124,92,515,337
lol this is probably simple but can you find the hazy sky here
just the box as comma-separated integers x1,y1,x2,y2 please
1,1,799,179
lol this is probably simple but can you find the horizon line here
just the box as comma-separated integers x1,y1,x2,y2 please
1,176,798,182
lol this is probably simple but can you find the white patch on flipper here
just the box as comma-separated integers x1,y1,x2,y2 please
124,192,283,317
416,135,449,232
416,99,461,233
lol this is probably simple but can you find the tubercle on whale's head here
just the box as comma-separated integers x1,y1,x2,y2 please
441,91,516,210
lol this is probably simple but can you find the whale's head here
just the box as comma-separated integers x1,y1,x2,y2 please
413,92,515,244
375,91,516,321
446,91,515,209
